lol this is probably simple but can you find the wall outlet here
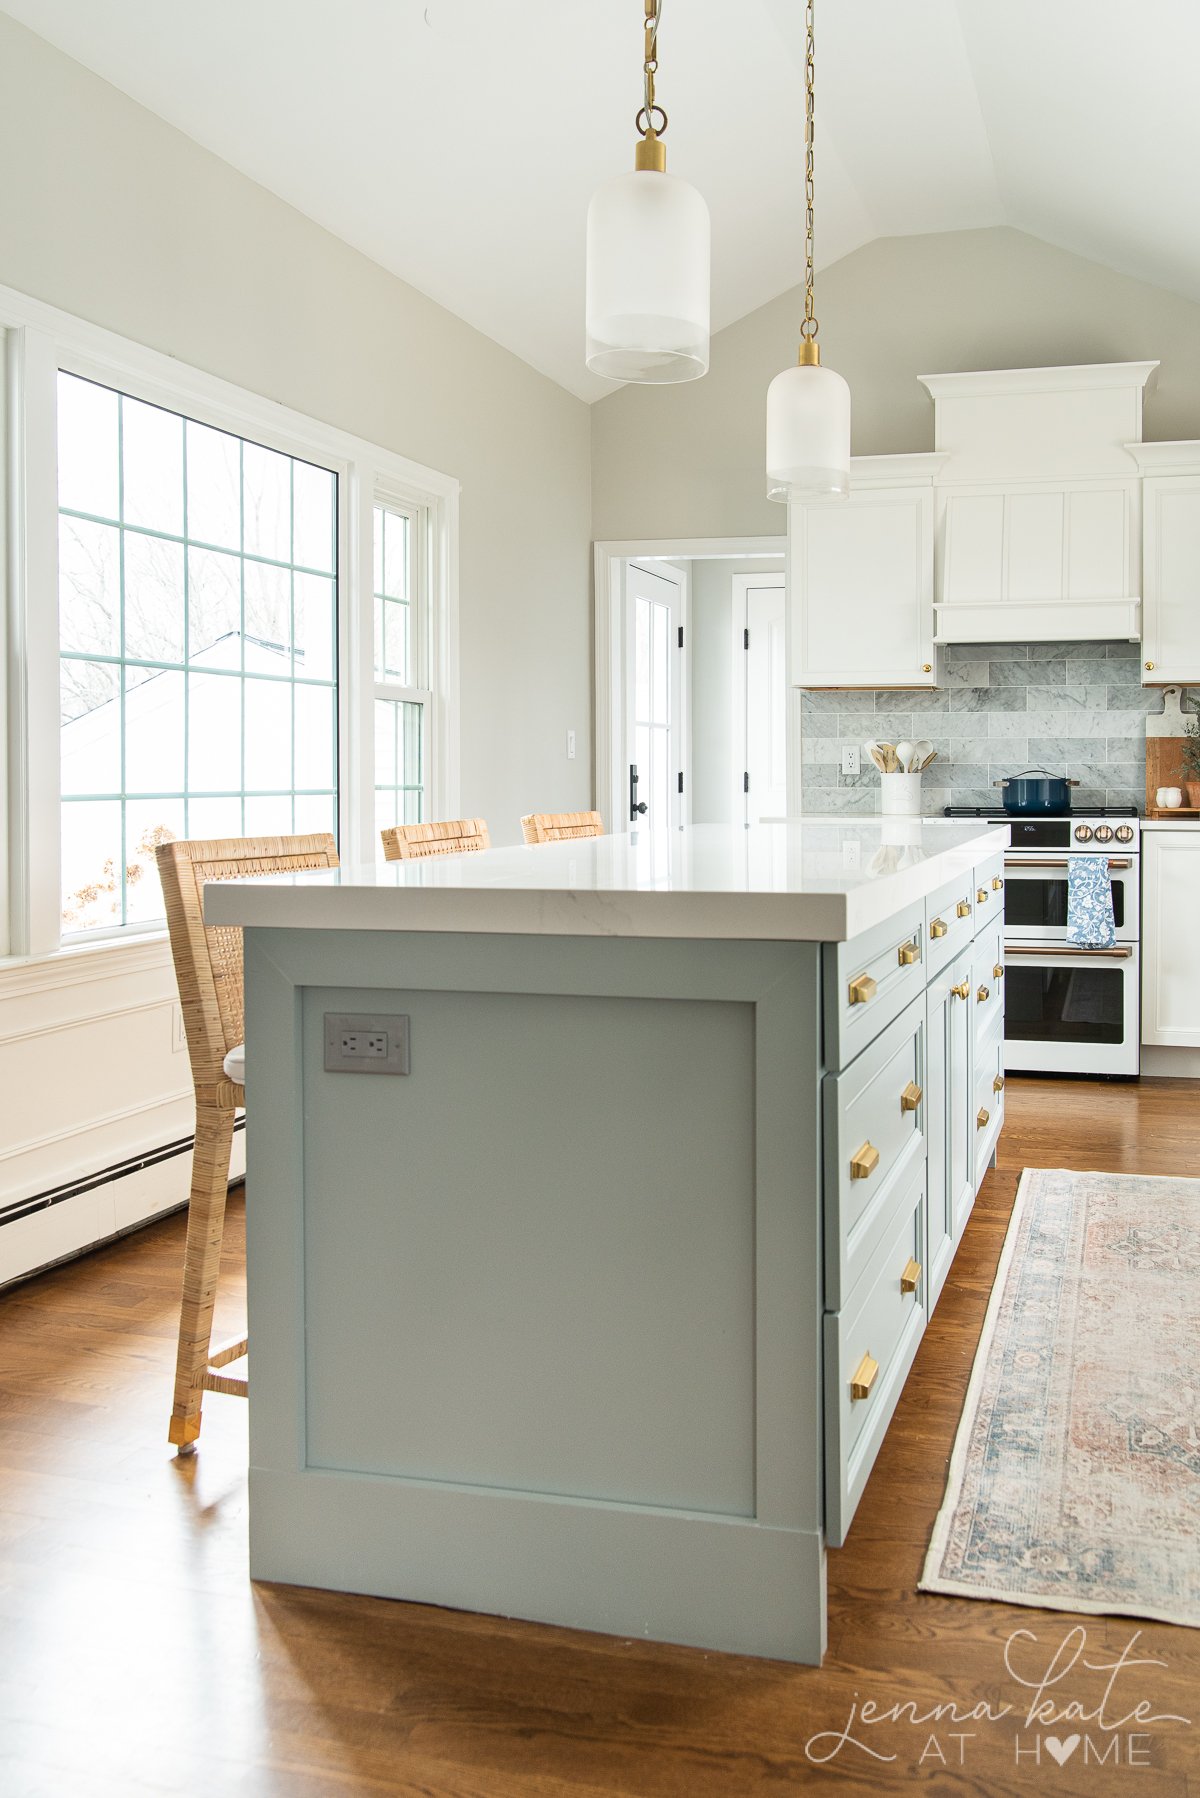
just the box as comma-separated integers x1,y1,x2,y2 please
840,746,861,777
567,729,577,760
323,1013,411,1075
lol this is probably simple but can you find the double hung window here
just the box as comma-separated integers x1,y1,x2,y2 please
0,284,460,958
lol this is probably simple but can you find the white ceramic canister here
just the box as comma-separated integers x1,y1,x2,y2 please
880,772,923,816
1156,786,1183,809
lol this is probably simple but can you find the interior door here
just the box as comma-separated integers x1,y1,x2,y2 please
625,562,683,831
733,574,787,822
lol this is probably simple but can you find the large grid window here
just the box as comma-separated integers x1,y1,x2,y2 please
373,500,428,848
56,372,338,934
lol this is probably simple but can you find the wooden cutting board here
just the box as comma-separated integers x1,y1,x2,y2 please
1146,736,1200,815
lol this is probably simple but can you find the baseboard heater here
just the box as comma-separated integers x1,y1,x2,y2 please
0,1118,246,1231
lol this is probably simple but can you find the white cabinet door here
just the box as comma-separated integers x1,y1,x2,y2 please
1141,475,1200,683
791,484,936,689
1142,829,1200,1047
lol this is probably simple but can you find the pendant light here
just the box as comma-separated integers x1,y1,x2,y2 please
586,0,710,383
766,0,850,499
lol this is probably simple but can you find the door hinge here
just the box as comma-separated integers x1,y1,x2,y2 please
743,628,750,650
743,771,750,793
677,770,683,794
677,624,684,649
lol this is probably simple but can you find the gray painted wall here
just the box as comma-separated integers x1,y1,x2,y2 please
799,641,1159,815
0,10,593,845
591,226,1200,543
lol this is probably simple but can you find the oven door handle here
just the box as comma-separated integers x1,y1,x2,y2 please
1003,856,1133,870
1003,943,1135,960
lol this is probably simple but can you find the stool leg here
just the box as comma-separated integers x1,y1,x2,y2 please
168,1101,236,1452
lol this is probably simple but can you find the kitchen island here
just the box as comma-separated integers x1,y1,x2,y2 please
208,817,1007,1664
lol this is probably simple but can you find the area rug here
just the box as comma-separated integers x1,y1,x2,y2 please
920,1166,1200,1626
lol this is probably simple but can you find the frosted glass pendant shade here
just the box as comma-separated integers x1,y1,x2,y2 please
586,169,710,383
765,360,852,501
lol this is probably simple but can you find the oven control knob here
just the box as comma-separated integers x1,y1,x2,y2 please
1114,824,1134,843
1073,824,1093,842
1094,825,1114,844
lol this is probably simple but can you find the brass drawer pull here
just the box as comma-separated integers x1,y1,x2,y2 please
956,899,971,918
993,1074,1005,1093
850,1141,880,1180
929,917,948,939
977,984,990,1002
848,972,877,1006
850,1352,879,1401
900,1257,921,1295
977,887,989,904
898,940,920,967
951,979,970,1000
977,1106,990,1129
993,962,1004,980
900,1080,923,1113
992,876,1004,891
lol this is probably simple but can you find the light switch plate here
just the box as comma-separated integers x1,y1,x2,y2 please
323,1013,411,1075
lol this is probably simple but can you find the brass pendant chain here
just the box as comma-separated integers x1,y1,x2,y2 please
638,0,667,139
802,0,818,343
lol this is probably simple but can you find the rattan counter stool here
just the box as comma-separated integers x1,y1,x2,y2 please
381,817,491,860
520,810,604,845
156,832,338,1453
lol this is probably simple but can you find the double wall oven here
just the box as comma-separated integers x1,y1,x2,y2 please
946,810,1141,1077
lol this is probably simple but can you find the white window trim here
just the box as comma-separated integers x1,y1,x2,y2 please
0,280,460,968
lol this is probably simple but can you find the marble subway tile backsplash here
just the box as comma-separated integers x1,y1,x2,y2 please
800,641,1160,815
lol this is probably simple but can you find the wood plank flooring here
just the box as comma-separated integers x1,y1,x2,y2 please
1,1075,1197,1795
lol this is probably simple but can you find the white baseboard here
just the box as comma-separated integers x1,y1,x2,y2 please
0,1127,245,1289
1140,1045,1200,1080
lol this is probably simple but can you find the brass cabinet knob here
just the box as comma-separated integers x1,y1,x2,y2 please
977,984,990,1002
977,887,989,904
897,940,920,966
922,663,932,673
900,1080,923,1112
848,972,877,1006
993,1074,1005,1093
930,917,948,939
850,1352,879,1401
850,1141,881,1180
993,962,1004,980
1145,661,1155,671
977,1106,990,1129
900,1257,922,1295
992,876,1004,891
950,979,970,1000
956,899,971,918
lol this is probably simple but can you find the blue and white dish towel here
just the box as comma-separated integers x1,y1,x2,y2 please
1066,855,1116,949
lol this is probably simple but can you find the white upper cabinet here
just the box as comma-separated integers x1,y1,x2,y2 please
790,454,945,690
920,362,1157,645
1128,443,1200,684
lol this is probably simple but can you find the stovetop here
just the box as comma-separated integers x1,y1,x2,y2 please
944,805,1140,819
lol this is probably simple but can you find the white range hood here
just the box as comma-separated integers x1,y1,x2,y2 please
919,361,1158,644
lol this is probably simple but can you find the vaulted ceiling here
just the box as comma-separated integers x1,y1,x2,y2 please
4,0,1197,401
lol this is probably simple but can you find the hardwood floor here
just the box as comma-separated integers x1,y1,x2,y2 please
1,1076,1197,1796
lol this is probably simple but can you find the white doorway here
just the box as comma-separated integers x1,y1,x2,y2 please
625,561,684,832
731,573,787,823
593,537,787,831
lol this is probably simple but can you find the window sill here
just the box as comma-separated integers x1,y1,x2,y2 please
0,930,172,999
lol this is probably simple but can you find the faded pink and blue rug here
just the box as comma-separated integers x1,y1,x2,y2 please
921,1166,1200,1626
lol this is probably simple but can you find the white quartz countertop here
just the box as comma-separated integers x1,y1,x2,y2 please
204,818,1007,943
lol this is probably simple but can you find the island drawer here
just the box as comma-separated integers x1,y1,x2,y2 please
824,1150,927,1547
824,898,927,1071
973,1015,1006,1190
972,917,1005,1049
823,993,927,1310
924,872,977,978
971,854,1006,935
